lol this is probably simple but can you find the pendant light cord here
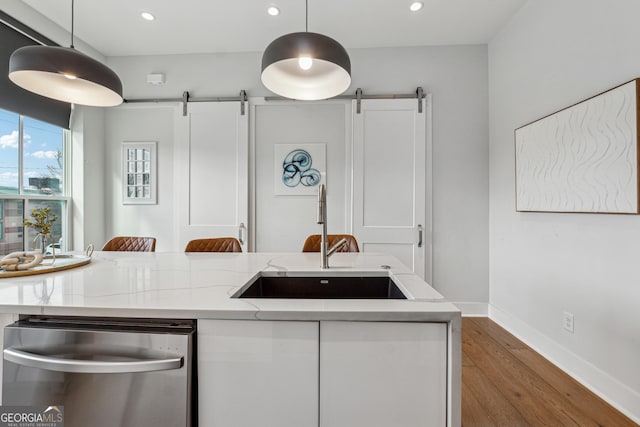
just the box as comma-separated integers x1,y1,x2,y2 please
70,0,75,48
305,0,308,32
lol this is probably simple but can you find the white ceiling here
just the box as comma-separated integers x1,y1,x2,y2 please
21,0,527,57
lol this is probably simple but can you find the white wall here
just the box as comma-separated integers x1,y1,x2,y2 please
254,102,349,252
105,45,489,305
103,105,176,251
489,0,640,421
70,106,106,250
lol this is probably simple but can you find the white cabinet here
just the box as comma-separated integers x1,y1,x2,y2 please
198,320,448,427
320,321,447,427
197,319,318,427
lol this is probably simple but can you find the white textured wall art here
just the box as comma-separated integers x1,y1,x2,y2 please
515,80,639,213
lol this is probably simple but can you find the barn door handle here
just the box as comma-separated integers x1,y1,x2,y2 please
238,223,246,245
417,224,423,248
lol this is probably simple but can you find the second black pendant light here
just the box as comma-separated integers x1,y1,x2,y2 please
261,0,351,100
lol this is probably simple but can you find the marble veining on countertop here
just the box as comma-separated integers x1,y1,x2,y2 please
0,252,460,322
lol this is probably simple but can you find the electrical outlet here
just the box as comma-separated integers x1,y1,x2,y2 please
562,311,574,333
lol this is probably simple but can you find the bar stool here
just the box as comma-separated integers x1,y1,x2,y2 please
184,237,242,252
302,234,359,253
102,236,156,252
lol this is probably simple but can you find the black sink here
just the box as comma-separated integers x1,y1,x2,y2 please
235,275,407,299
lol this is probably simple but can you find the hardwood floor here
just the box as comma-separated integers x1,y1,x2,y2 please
461,317,638,427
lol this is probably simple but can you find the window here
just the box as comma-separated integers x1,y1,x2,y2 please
0,108,69,256
0,109,19,194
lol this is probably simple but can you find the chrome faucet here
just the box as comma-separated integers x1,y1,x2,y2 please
317,184,347,269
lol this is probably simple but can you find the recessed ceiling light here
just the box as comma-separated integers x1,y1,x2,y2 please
141,11,155,21
409,2,423,12
267,6,280,16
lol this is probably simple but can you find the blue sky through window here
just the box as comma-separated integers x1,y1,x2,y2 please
0,109,19,192
0,109,63,194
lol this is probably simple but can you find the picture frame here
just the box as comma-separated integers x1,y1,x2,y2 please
515,79,639,214
122,141,157,205
274,143,326,195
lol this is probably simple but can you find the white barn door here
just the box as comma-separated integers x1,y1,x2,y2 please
175,102,249,251
352,97,431,280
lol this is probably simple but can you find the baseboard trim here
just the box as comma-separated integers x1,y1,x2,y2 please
453,302,488,317
488,304,640,424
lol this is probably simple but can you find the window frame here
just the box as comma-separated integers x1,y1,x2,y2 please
0,200,4,240
0,110,70,253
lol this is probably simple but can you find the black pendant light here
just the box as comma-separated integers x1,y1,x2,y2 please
8,0,123,107
261,0,351,100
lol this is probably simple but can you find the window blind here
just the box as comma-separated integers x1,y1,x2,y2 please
0,11,71,129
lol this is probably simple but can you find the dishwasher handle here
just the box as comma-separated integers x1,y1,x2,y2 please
3,348,183,374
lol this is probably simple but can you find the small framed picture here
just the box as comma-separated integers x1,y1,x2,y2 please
274,143,326,196
122,142,157,204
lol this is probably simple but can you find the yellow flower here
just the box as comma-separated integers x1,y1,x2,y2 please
23,207,58,236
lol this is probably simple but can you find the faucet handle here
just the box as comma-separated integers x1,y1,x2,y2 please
327,238,348,257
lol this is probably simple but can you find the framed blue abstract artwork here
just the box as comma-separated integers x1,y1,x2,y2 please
274,143,326,195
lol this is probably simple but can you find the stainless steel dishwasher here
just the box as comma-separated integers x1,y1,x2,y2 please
2,316,195,427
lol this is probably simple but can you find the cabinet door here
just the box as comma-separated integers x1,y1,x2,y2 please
320,321,447,427
198,320,318,427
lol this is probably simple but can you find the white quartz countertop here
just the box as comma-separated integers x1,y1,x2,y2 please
0,252,460,322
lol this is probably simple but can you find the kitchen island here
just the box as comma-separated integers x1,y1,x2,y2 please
0,251,461,427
